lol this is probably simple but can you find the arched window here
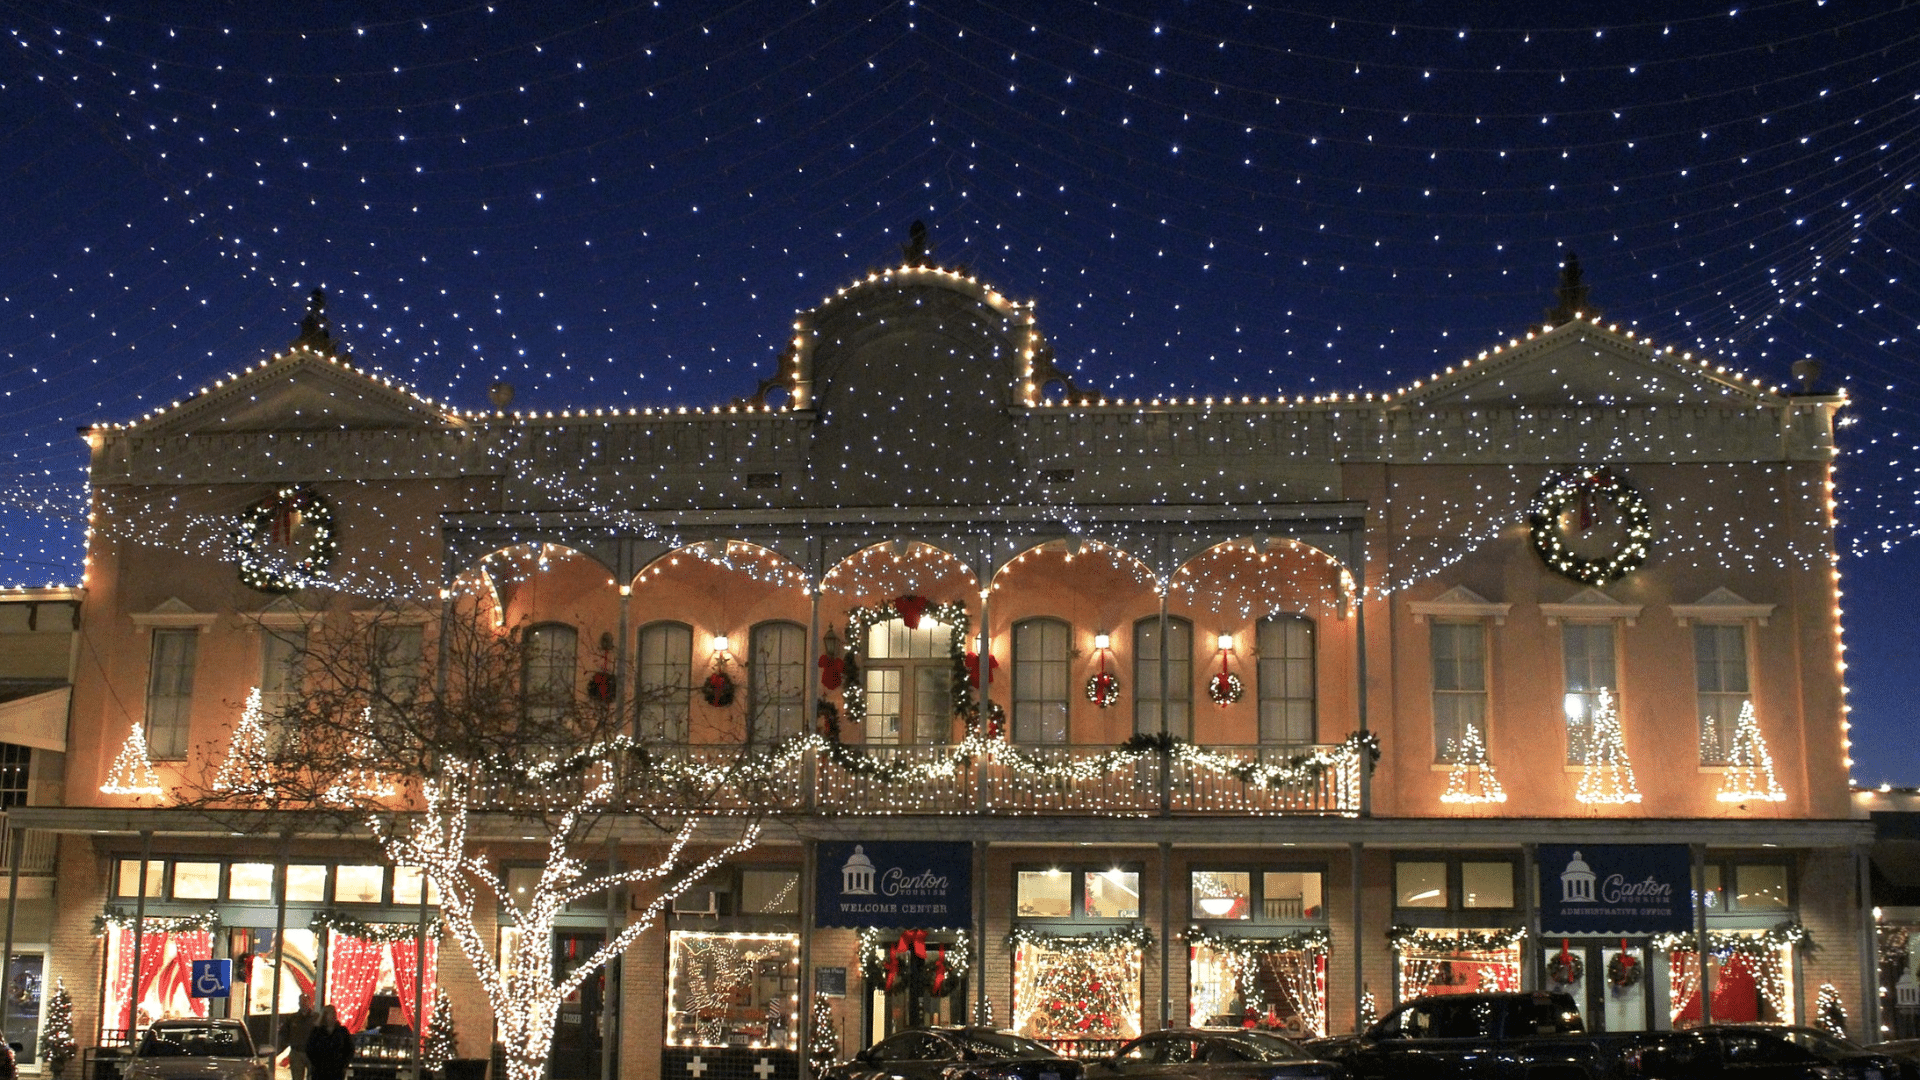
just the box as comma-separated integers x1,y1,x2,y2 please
1012,618,1071,744
862,617,956,745
1257,614,1316,744
637,621,693,743
749,621,806,743
523,622,578,727
1134,616,1192,739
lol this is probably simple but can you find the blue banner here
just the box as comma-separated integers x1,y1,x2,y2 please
1538,844,1694,935
816,842,972,929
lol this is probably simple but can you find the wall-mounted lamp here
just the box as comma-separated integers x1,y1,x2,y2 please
1217,633,1234,652
1093,633,1111,651
712,635,731,655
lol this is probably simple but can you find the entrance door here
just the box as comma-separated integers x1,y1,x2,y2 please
1542,941,1649,1032
551,932,609,1080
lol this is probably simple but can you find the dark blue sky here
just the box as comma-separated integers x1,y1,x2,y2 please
4,1,1917,780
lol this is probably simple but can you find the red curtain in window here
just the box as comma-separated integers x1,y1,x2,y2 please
325,934,385,1032
111,929,168,1032
388,937,439,1031
112,930,212,1031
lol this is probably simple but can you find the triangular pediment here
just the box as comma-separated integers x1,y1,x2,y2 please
136,345,460,435
1397,320,1778,409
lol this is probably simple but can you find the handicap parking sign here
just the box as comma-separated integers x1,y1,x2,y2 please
189,959,231,999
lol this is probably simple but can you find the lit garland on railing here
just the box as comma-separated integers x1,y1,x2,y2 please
93,909,220,936
310,910,444,942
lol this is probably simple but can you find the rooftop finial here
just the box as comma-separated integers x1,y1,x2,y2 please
902,220,932,267
296,288,335,351
1544,252,1599,326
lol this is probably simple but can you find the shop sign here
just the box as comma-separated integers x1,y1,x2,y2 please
1539,844,1693,935
816,842,971,929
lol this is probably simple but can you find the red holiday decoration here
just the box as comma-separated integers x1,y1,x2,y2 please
818,653,844,691
964,651,999,687
587,670,616,702
701,671,736,707
895,595,930,629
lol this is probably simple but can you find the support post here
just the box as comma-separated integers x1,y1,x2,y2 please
1158,842,1172,1029
600,835,619,1080
1859,844,1881,1040
415,878,430,1080
1353,561,1371,818
798,840,817,1076
129,830,153,1042
269,839,289,1055
1521,844,1539,992
1350,841,1365,1034
802,537,822,812
1157,587,1171,817
1693,843,1712,1026
617,585,633,740
0,824,22,1040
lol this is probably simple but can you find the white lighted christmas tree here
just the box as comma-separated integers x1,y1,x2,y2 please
42,979,75,1080
214,688,275,797
422,994,457,1075
1575,688,1642,804
1716,700,1786,802
806,991,838,1074
1439,723,1507,804
100,720,163,796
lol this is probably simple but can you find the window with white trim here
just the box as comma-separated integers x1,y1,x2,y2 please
1257,614,1315,744
748,620,806,743
863,617,955,746
637,621,693,742
1013,618,1070,743
1694,623,1750,765
145,628,199,760
522,622,577,727
260,629,306,752
1429,621,1487,763
1133,616,1192,739
1560,623,1616,765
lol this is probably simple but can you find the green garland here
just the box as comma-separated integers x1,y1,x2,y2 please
1008,925,1154,952
840,600,976,732
1187,926,1330,957
93,909,220,936
310,909,444,941
1387,925,1526,953
1648,922,1811,958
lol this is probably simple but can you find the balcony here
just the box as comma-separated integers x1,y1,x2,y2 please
0,816,59,879
613,737,1365,817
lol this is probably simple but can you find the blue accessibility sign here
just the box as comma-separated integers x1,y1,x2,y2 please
189,959,231,999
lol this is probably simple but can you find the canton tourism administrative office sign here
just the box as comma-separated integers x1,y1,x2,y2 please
816,842,972,929
1539,844,1694,935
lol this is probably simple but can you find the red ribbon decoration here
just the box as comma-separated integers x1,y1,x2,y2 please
270,495,299,547
964,651,999,688
930,946,948,995
883,929,930,991
818,653,844,691
895,595,930,629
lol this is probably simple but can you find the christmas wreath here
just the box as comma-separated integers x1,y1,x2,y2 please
701,670,736,707
1208,671,1243,706
1607,950,1641,990
233,485,338,593
1085,671,1120,708
587,671,616,702
1527,466,1653,586
1546,942,1585,986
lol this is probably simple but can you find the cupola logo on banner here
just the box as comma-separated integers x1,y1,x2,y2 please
1538,843,1693,935
816,841,972,930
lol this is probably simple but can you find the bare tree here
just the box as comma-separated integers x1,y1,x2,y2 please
179,601,776,1080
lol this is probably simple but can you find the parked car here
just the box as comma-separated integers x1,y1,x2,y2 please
120,1019,274,1080
1306,991,1650,1080
819,1027,1083,1080
1623,1025,1909,1080
1084,1028,1346,1079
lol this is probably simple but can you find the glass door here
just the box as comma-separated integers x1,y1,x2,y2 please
550,932,608,1080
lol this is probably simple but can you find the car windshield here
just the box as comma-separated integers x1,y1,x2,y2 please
952,1032,1056,1060
1217,1032,1310,1062
1780,1029,1862,1056
139,1025,252,1058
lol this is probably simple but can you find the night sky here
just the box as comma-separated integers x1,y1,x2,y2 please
5,2,1918,782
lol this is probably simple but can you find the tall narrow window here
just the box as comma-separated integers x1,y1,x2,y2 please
637,621,693,742
1133,616,1192,739
0,743,30,807
1013,618,1070,743
146,628,199,760
1560,624,1617,764
259,629,306,752
748,621,806,743
523,623,578,728
1694,624,1750,764
371,624,424,727
863,617,956,745
1429,622,1488,762
1257,614,1315,744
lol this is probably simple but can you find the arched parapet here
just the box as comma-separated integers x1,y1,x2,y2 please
820,541,981,611
986,537,1159,596
448,541,620,631
629,539,810,594
1169,538,1357,623
444,525,618,585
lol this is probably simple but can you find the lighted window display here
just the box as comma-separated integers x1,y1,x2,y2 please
4,952,45,1066
1187,935,1328,1036
1734,865,1790,911
1011,935,1143,1046
1262,873,1323,920
1393,929,1522,1002
116,859,162,898
1396,863,1448,908
1461,863,1514,909
324,923,438,1033
1086,870,1140,919
392,866,441,906
336,865,385,904
288,865,328,902
666,931,799,1050
171,862,220,900
1192,873,1251,920
1668,932,1798,1028
102,927,213,1036
235,928,321,1020
1017,871,1072,918
229,863,274,901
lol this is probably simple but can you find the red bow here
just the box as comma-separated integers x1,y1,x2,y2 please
895,595,931,629
965,651,999,687
818,654,844,691
884,930,930,991
930,946,948,994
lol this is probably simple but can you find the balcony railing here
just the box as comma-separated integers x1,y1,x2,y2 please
0,817,58,875
611,737,1364,817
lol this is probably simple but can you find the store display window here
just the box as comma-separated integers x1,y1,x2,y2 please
666,931,799,1051
1392,928,1522,1002
1010,931,1144,1051
1187,933,1328,1036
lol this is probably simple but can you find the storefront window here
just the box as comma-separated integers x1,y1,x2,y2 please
116,859,162,898
172,862,220,900
1263,873,1323,920
1734,865,1790,911
1011,934,1143,1049
1188,940,1326,1036
1396,863,1448,908
1193,873,1251,920
288,865,328,902
103,927,213,1036
229,863,274,901
324,924,438,1033
1461,863,1514,909
235,928,321,1021
1016,871,1072,918
739,870,798,915
1086,870,1140,919
4,953,44,1065
666,931,799,1050
392,867,441,907
1394,929,1521,1002
336,865,385,904
1668,935,1796,1028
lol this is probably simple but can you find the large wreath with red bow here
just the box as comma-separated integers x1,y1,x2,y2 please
1527,466,1653,586
233,485,338,593
862,929,966,997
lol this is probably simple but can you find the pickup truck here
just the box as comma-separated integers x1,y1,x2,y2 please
1306,991,1651,1080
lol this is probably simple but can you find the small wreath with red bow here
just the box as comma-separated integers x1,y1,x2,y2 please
233,485,338,593
587,671,616,702
700,671,736,707
1607,951,1641,989
1547,951,1585,987
1207,671,1243,706
1085,671,1121,708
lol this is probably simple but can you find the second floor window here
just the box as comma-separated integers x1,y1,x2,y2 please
749,621,805,743
260,629,306,751
637,621,693,742
523,623,578,727
1429,622,1487,762
1013,618,1070,743
146,628,199,760
1134,616,1192,739
1694,623,1750,764
371,624,424,726
1561,624,1616,764
1257,614,1315,744
863,617,955,746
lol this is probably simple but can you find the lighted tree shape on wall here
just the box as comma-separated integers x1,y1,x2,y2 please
1716,700,1785,802
1575,688,1642,804
1439,724,1507,804
213,688,275,797
100,721,162,796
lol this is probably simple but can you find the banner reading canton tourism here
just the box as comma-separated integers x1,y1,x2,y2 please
816,842,972,929
1538,844,1694,935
